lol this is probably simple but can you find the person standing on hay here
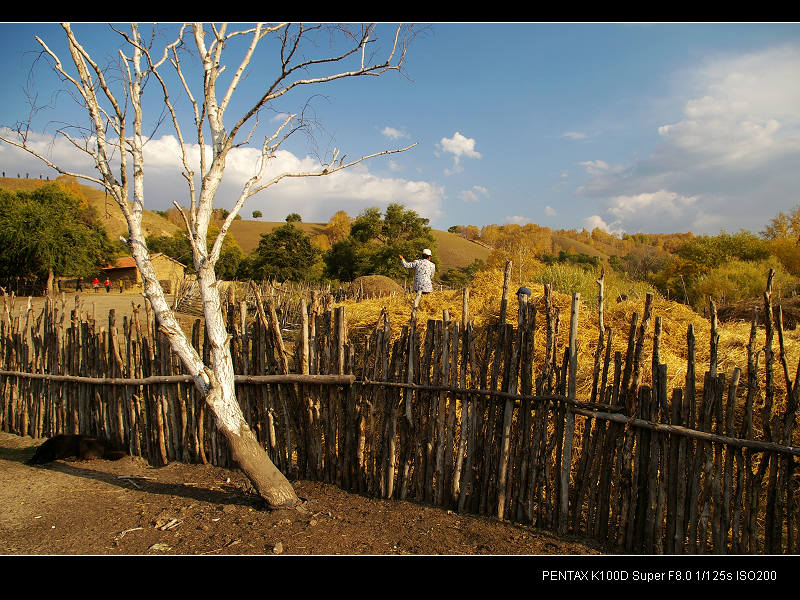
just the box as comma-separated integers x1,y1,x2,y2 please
399,248,435,308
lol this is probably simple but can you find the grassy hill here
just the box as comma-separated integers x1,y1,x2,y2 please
228,219,492,275
0,176,490,275
229,220,329,253
0,176,180,242
431,229,491,270
550,233,609,259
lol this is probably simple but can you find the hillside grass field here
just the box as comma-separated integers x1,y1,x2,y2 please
0,176,180,242
1,176,491,276
228,221,492,274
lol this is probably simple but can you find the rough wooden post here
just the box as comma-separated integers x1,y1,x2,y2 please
558,292,579,536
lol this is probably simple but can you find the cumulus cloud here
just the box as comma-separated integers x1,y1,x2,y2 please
544,205,557,216
381,126,407,140
505,215,531,225
583,214,624,237
0,129,446,225
606,190,701,233
579,160,611,175
439,131,481,174
458,185,489,203
657,45,800,170
575,43,800,234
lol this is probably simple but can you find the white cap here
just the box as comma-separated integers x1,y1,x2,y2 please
422,248,432,256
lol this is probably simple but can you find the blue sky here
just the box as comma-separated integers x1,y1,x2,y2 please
1,22,799,237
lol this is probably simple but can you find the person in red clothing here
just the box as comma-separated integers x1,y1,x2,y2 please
92,277,100,293
104,278,111,293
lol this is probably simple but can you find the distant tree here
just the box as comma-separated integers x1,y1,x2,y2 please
325,210,351,244
286,212,302,223
252,210,262,219
0,184,113,293
762,204,800,277
447,225,460,234
539,250,598,271
349,207,383,243
146,230,192,267
252,223,321,281
53,174,86,207
463,224,481,241
676,230,769,269
762,204,800,241
324,203,436,281
439,258,484,287
616,246,669,280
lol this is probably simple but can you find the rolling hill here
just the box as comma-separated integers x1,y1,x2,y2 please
228,220,491,274
0,176,491,275
0,176,180,242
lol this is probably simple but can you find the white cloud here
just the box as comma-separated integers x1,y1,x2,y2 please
544,205,557,216
562,131,589,140
505,215,531,225
458,185,489,203
583,214,624,237
656,44,800,169
381,126,407,140
575,43,800,234
579,160,610,175
0,129,446,225
605,190,701,233
439,131,481,174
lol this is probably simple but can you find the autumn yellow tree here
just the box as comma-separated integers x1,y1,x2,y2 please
325,209,352,245
762,203,800,276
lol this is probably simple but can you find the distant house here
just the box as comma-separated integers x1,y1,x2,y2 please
101,253,187,293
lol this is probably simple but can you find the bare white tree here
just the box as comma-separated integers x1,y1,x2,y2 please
1,22,418,507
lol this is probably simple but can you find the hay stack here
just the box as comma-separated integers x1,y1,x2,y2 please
349,275,403,299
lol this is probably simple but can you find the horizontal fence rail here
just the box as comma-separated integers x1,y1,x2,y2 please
1,265,799,555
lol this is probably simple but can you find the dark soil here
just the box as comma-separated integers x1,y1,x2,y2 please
717,296,800,330
0,432,602,556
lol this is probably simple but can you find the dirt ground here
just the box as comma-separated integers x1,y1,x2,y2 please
16,289,170,323
0,431,602,557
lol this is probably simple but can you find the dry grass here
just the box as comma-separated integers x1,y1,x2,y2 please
228,220,329,254
337,264,800,402
431,230,491,270
349,275,404,297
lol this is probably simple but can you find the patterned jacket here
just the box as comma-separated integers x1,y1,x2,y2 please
401,258,435,292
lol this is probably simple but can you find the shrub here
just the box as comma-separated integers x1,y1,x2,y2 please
690,257,800,311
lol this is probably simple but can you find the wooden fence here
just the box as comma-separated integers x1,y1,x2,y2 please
1,266,799,555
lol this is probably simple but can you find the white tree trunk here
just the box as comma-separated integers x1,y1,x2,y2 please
197,262,297,506
1,21,417,509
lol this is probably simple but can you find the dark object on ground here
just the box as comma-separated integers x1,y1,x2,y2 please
717,296,800,330
27,434,126,465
